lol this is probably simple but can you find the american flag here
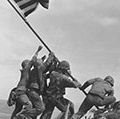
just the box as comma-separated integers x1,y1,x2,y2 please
13,0,49,17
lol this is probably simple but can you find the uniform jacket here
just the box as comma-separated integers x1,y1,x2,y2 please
46,71,77,98
28,53,55,92
81,78,114,99
16,62,32,91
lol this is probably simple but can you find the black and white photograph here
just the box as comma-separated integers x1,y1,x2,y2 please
0,0,120,119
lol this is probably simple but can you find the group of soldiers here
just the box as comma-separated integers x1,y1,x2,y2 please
7,46,116,119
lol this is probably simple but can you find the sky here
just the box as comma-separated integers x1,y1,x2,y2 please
1,0,120,113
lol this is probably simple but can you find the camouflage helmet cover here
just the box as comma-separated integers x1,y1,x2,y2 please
21,59,30,68
104,76,114,86
58,60,70,70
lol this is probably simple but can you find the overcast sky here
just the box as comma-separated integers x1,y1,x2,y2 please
1,0,120,112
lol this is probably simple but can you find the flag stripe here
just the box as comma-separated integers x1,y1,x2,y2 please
24,7,36,16
14,0,22,2
13,0,49,17
23,3,38,12
23,3,38,16
16,0,32,7
41,0,49,3
19,0,37,10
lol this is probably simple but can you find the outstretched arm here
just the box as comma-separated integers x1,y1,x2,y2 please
44,52,58,73
80,77,102,90
31,45,43,63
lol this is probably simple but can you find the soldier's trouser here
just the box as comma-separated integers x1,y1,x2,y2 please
10,101,23,119
57,97,74,118
11,93,32,119
21,90,45,118
40,100,55,119
72,93,116,119
40,97,74,119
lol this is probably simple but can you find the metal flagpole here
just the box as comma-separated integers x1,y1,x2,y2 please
7,0,51,53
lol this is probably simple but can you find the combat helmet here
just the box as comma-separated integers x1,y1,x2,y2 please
21,59,30,69
58,60,70,70
104,76,114,86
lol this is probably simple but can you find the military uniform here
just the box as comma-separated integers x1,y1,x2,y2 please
72,76,116,119
40,69,79,119
20,52,56,119
9,60,33,119
8,46,44,119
